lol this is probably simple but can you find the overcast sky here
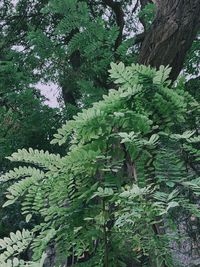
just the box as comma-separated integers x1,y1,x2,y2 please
37,82,60,108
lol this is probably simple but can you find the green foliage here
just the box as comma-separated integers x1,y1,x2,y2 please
184,33,200,76
0,51,63,170
1,63,200,266
0,229,33,263
1,1,200,266
0,47,64,240
138,3,156,29
22,0,120,107
1,0,140,111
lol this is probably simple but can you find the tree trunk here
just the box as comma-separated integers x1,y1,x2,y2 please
138,0,200,81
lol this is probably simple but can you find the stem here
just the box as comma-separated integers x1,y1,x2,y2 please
72,247,75,266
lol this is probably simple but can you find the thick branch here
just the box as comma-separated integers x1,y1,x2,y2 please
132,0,140,14
134,32,145,45
102,0,125,50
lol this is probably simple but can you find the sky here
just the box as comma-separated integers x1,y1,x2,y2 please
36,82,60,108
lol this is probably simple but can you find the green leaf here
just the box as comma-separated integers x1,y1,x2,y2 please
2,199,16,207
25,214,32,223
166,201,179,211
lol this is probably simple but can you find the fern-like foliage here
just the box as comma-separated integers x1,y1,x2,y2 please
1,63,200,267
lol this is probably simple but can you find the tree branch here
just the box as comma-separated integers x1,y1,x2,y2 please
102,0,125,51
132,0,140,14
134,32,146,44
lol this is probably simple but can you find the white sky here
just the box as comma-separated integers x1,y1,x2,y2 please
36,82,60,108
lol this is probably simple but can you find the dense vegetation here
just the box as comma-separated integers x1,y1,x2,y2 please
0,0,200,266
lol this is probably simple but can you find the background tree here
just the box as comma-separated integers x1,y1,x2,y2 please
0,32,64,239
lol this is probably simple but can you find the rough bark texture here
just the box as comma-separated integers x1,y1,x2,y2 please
138,0,200,81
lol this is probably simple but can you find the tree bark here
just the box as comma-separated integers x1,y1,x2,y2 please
138,0,200,81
